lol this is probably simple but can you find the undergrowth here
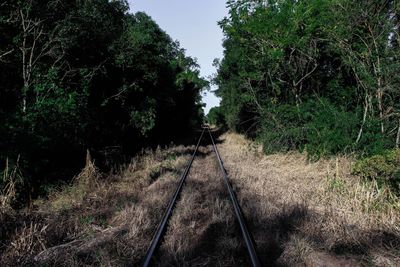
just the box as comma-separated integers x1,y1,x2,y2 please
0,143,192,266
260,98,389,159
0,158,22,211
353,149,400,194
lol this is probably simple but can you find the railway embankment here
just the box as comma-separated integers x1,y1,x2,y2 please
1,131,399,266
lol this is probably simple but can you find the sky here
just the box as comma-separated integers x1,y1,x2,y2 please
127,0,228,114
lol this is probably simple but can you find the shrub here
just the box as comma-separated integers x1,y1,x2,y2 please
302,99,359,158
259,98,390,159
260,104,305,154
207,106,225,126
353,149,400,193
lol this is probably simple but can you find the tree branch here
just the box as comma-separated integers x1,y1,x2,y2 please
0,49,14,61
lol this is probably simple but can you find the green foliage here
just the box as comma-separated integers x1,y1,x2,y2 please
216,0,400,158
0,0,207,203
260,103,304,154
80,215,94,226
301,100,359,158
207,106,225,126
353,150,400,193
260,99,362,157
327,176,346,194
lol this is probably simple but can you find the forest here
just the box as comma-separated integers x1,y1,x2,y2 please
214,0,400,191
1,1,400,266
1,0,399,206
0,0,206,203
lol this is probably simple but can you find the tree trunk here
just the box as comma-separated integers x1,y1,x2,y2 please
20,8,29,113
356,94,369,144
19,2,45,114
377,81,384,134
396,119,400,148
369,24,385,135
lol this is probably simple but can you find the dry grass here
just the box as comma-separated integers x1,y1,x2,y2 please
217,132,400,266
1,132,399,266
7,222,48,264
154,146,248,266
46,150,102,212
0,144,193,266
0,158,21,211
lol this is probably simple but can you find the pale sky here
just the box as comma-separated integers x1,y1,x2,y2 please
128,0,227,114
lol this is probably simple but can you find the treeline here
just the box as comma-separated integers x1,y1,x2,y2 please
215,0,400,158
207,106,225,127
0,0,206,201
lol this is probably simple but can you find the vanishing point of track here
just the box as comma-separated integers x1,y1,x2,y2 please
141,127,261,267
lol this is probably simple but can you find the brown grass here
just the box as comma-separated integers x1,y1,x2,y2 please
0,144,193,266
0,158,21,211
1,132,399,266
154,146,249,266
217,132,400,266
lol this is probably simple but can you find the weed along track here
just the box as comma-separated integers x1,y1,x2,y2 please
2,1,400,266
3,131,398,266
141,127,261,266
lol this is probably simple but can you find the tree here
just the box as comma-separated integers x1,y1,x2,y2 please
216,0,400,156
0,0,206,202
207,106,225,126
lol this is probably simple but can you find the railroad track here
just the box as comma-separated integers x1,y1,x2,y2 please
141,127,261,267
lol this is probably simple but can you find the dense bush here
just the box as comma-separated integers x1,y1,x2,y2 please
207,106,225,126
0,0,206,202
259,98,388,159
354,149,400,193
215,0,400,158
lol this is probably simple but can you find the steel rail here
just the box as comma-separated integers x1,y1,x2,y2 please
207,127,262,267
141,129,205,267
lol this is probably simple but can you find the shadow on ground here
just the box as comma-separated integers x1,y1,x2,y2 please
144,130,400,266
